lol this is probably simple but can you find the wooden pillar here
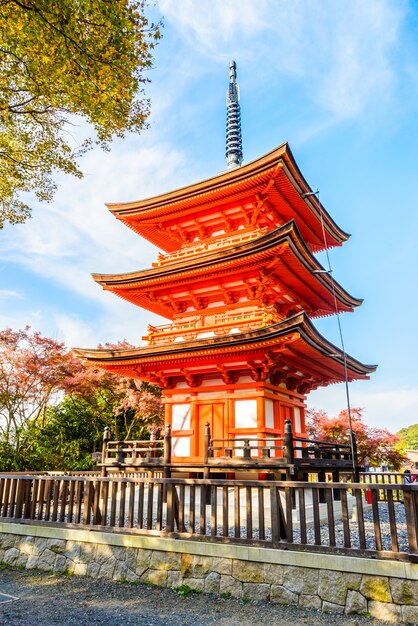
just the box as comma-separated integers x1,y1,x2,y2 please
101,426,110,477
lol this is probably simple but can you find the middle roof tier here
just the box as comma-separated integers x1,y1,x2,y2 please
93,220,362,320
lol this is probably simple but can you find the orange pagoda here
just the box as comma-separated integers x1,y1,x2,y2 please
75,62,375,466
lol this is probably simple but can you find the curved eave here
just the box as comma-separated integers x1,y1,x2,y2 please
73,312,376,383
106,143,349,252
92,221,362,318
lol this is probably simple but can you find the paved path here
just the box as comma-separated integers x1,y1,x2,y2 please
0,568,388,626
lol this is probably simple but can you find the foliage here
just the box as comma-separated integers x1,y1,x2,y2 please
396,424,418,453
0,326,77,450
306,407,407,470
0,327,163,470
0,0,161,228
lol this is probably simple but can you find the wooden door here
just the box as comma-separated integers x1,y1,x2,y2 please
196,403,224,459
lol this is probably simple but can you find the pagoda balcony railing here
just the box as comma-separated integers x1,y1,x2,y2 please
154,227,268,266
143,309,279,345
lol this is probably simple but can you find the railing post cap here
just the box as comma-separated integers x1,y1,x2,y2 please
103,426,110,441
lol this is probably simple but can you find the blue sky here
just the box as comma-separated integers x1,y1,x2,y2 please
1,0,418,431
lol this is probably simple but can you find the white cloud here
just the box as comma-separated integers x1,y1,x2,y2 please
0,137,192,305
160,0,405,121
0,289,21,300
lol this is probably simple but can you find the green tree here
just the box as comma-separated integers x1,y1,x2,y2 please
396,424,418,454
0,0,160,227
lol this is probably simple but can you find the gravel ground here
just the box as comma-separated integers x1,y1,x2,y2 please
0,568,389,626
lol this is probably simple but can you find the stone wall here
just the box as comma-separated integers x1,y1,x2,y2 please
0,523,417,624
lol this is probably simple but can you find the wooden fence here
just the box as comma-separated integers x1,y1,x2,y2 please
0,474,416,562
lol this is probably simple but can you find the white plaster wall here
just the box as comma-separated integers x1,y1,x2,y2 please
171,404,191,431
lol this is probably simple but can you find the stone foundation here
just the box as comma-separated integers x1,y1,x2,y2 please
0,522,417,623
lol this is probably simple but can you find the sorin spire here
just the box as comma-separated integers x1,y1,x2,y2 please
226,60,243,169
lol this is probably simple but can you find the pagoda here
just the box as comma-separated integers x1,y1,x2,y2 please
75,61,375,464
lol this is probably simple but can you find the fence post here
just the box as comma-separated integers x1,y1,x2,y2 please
351,432,360,482
243,439,251,459
284,419,294,464
164,424,172,479
403,486,418,561
203,422,211,464
101,427,110,477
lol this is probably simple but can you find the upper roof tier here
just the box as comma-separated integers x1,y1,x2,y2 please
107,143,349,253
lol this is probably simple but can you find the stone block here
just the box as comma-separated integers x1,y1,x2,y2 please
17,537,35,555
98,557,116,580
242,583,270,602
346,573,361,591
113,561,128,581
64,541,82,563
25,555,40,570
322,601,344,614
135,549,152,576
182,577,205,592
78,542,97,563
283,566,318,595
270,585,298,606
368,600,402,623
345,589,367,615
299,594,322,610
360,576,392,603
32,537,50,556
0,535,18,550
46,538,66,554
53,555,67,574
390,578,418,605
189,555,214,578
263,563,284,585
124,548,138,572
212,558,232,576
86,561,101,579
150,550,181,571
36,548,56,571
220,575,242,599
205,572,220,594
3,547,21,566
141,569,168,587
232,560,264,583
73,563,88,576
402,606,418,625
318,570,348,606
167,570,183,589
124,568,139,584
95,545,115,565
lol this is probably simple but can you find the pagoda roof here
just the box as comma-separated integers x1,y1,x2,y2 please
107,143,349,253
92,221,362,319
73,312,376,393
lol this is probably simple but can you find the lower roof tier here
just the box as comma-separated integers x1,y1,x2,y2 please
74,313,376,394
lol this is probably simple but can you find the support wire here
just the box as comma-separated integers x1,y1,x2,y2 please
305,190,357,476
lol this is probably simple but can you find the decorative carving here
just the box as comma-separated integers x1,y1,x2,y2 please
219,285,240,305
189,293,209,310
180,369,203,388
149,372,174,389
216,364,240,384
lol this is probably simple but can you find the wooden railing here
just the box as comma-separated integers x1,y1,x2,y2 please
206,420,358,473
143,309,278,345
0,474,416,562
154,228,268,266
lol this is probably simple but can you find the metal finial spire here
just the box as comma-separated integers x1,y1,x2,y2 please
226,60,243,169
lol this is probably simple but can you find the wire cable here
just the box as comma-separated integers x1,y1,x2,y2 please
306,190,357,476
